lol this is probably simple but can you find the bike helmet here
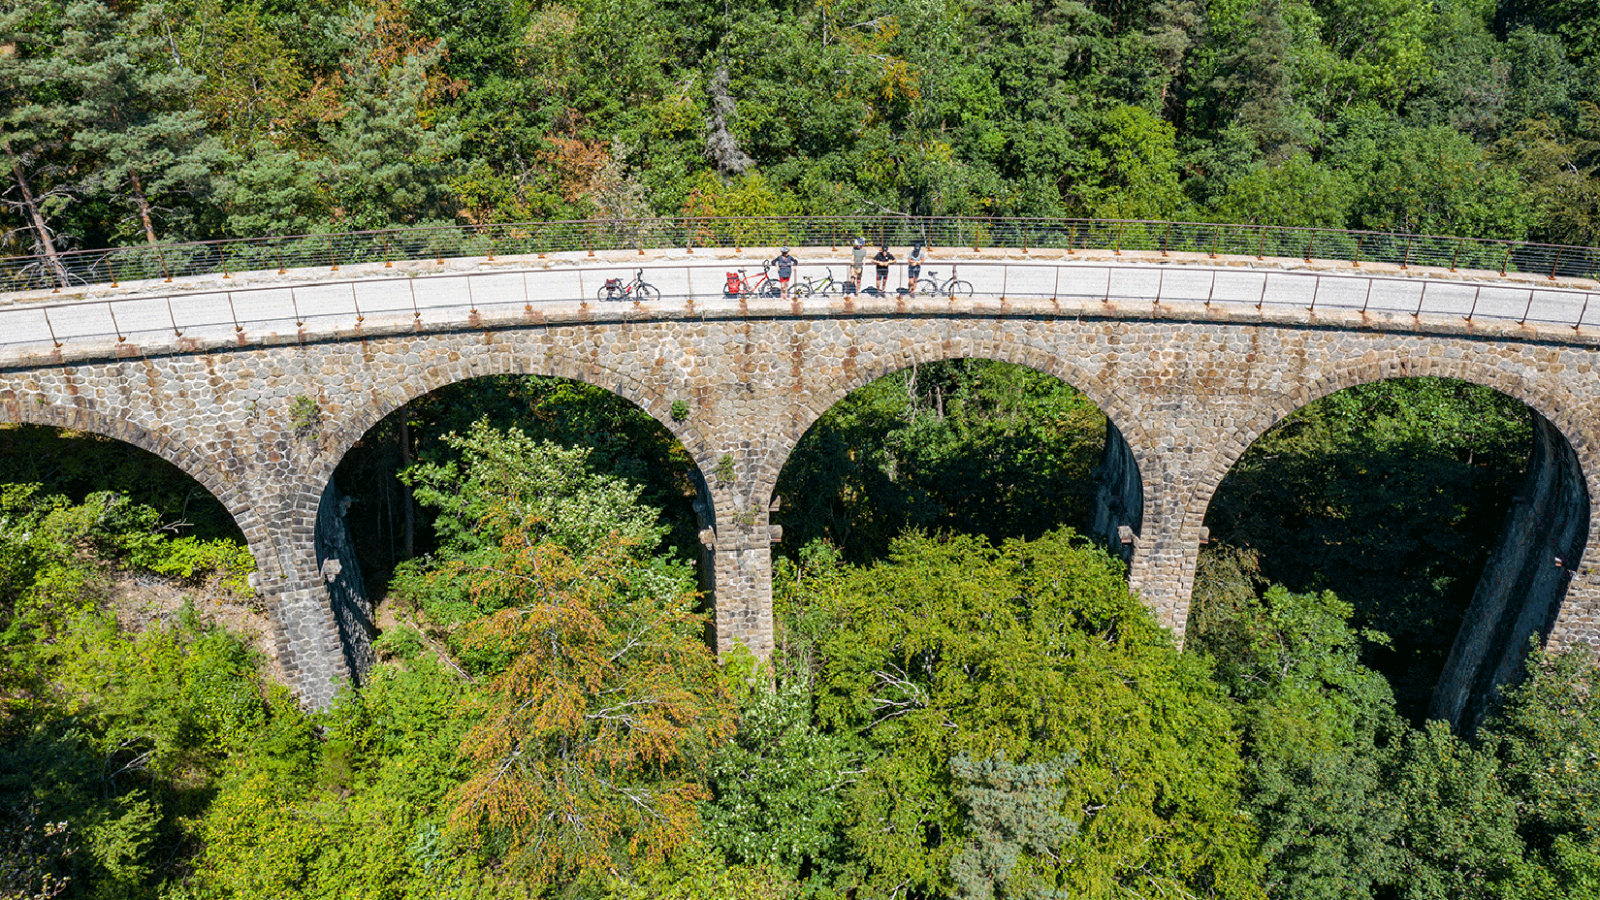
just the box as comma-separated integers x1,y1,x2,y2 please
781,246,790,253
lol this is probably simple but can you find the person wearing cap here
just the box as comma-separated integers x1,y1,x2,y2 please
849,236,868,295
872,242,894,294
907,240,927,295
772,246,797,299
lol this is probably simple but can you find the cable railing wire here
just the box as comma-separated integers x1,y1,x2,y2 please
6,217,1600,294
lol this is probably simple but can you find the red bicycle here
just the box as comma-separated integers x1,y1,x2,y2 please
723,266,781,298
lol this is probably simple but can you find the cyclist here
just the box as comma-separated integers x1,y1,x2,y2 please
872,242,894,294
907,240,926,295
772,246,797,299
849,236,868,294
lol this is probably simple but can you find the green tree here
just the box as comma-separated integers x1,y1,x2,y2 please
785,529,1261,899
1191,560,1405,900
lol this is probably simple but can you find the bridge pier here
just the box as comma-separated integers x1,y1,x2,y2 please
1432,414,1591,730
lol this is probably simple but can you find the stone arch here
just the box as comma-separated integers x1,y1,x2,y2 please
293,338,723,676
1186,351,1597,728
304,341,714,507
0,396,272,573
754,336,1152,561
1188,354,1598,551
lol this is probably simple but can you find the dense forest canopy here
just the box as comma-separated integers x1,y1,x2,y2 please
6,0,1600,897
4,0,1600,261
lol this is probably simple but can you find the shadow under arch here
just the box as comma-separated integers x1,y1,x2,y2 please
1191,358,1594,730
761,350,1147,568
311,363,717,681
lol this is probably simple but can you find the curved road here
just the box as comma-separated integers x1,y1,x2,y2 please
2,253,1595,360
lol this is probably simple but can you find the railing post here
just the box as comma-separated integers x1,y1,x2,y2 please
1353,234,1363,267
1401,234,1413,270
107,302,124,342
1465,285,1480,322
1309,274,1320,312
156,243,171,282
1161,222,1171,257
1114,223,1123,256
1206,270,1216,306
1520,288,1535,325
1549,248,1563,280
1414,281,1427,317
167,296,182,336
413,277,423,324
1500,243,1511,276
351,283,364,323
1303,233,1314,263
1209,225,1219,259
1255,229,1266,260
291,287,304,327
1576,293,1590,331
44,307,62,348
226,292,242,333
1449,242,1461,272
276,245,286,275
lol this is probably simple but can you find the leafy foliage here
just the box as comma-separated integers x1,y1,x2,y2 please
1203,378,1531,719
775,359,1106,564
776,530,1261,900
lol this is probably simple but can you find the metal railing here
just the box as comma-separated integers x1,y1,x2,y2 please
5,216,1600,294
3,259,1592,359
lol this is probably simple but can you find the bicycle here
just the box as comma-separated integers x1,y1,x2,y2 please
919,268,973,298
791,267,842,298
723,266,781,298
598,269,659,301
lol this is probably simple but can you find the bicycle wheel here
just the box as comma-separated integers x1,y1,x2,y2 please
597,286,615,301
946,279,973,298
792,283,810,299
637,283,660,301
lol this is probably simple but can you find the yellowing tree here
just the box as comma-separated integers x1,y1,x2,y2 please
397,423,736,890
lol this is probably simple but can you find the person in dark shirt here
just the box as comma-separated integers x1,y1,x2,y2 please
772,246,797,299
872,243,894,294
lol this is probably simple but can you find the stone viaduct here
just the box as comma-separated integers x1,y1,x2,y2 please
2,246,1597,726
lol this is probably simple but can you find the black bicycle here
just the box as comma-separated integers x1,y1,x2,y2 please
598,269,660,301
920,268,973,298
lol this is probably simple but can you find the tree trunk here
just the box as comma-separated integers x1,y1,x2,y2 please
3,139,69,288
129,169,158,245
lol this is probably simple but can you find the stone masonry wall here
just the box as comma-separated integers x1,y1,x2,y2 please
2,274,1598,707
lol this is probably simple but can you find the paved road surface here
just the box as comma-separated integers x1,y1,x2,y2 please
2,257,1593,361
